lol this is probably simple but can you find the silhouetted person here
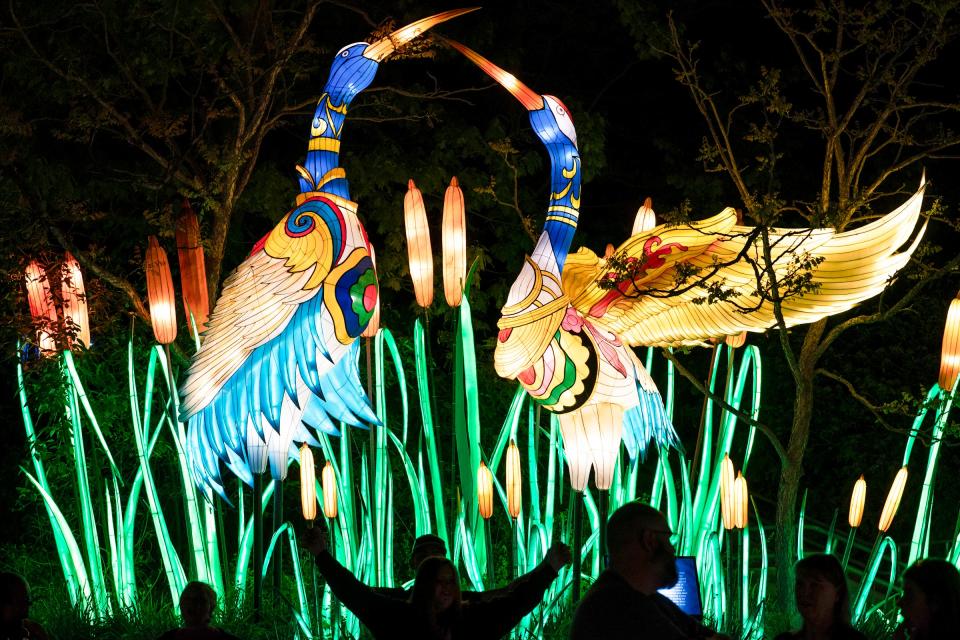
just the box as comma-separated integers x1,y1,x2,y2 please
0,573,47,640
157,581,240,640
894,558,960,640
774,554,866,640
303,526,570,638
571,502,728,640
372,533,540,603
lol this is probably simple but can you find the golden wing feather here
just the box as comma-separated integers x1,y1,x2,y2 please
564,183,926,347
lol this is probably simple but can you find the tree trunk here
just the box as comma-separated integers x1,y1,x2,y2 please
773,318,826,619
206,202,233,302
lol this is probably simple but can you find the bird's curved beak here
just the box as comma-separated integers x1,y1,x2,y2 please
443,38,544,111
364,8,480,62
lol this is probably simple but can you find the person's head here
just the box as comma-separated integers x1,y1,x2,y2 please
0,573,30,624
900,559,960,638
793,554,851,630
411,557,462,622
605,502,677,591
410,534,447,571
178,581,217,627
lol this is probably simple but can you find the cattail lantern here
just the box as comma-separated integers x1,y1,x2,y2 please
506,440,522,518
61,252,91,349
733,472,749,529
477,462,494,519
725,332,747,349
321,460,337,520
442,176,466,307
300,445,317,523
404,179,434,308
939,289,960,393
145,236,178,344
24,261,59,353
848,475,867,528
720,454,737,530
878,466,908,533
175,200,210,333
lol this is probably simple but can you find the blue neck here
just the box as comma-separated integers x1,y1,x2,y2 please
299,54,378,199
300,92,351,199
541,140,581,271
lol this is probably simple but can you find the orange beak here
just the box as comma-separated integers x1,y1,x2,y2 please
443,38,544,111
364,8,480,62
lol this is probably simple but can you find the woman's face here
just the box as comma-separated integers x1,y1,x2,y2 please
795,570,839,627
432,566,459,613
899,578,932,635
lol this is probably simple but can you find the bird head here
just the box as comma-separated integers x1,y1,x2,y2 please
444,39,577,149
324,8,479,105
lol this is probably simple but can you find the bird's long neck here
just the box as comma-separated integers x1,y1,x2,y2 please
537,138,581,274
300,92,352,199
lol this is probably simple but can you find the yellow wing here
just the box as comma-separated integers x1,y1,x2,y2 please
563,183,926,347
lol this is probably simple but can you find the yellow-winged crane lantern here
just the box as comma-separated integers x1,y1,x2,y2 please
447,40,927,491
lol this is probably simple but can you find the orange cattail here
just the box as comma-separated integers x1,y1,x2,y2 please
300,445,317,523
734,472,749,529
939,290,960,393
61,252,90,349
404,179,434,307
24,261,59,353
321,460,337,520
878,467,908,533
848,475,866,528
477,462,493,519
175,200,210,334
145,236,178,344
506,440,522,519
442,176,466,307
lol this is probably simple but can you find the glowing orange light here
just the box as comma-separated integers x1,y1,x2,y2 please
442,177,467,307
404,179,434,308
145,236,178,344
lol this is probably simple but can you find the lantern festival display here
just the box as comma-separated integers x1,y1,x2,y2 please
631,197,657,235
733,472,749,530
447,39,929,492
178,9,474,495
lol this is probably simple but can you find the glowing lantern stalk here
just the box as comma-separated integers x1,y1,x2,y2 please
442,176,467,307
24,261,59,353
300,445,317,523
878,467,908,533
733,472,749,529
404,179,434,308
477,462,493,519
61,252,91,349
720,454,736,530
848,475,866,528
939,290,960,392
145,236,178,345
506,440,522,519
175,200,210,333
321,460,337,520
